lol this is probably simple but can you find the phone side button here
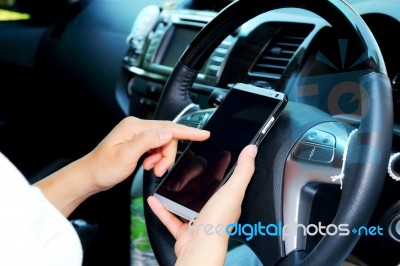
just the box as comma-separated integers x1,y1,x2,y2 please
261,117,275,134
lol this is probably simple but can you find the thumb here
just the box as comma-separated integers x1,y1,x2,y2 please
127,129,173,160
223,145,257,199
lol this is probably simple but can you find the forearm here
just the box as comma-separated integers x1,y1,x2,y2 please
34,154,97,217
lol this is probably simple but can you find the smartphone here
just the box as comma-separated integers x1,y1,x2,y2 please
154,83,288,221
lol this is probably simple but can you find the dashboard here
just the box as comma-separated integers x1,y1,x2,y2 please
119,3,400,127
0,0,399,265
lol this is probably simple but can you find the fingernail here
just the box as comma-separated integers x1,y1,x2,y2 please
247,145,258,158
159,130,172,140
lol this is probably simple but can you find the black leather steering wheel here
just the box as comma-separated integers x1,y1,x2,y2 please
143,0,393,265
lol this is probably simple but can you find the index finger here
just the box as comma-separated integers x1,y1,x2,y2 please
166,123,210,141
137,118,211,141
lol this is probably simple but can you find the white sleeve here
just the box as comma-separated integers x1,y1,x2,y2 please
0,152,83,266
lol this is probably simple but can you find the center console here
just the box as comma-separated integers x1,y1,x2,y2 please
119,6,237,119
117,4,320,120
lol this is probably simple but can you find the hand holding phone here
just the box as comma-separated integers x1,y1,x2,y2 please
154,83,288,221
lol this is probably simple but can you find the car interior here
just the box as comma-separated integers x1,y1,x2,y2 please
0,0,399,265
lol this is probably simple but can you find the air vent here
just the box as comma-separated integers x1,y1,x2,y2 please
203,35,236,83
249,23,314,87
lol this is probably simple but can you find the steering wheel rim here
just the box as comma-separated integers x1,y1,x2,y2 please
143,0,393,265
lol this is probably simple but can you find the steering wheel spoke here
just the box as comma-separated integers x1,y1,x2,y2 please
283,122,349,255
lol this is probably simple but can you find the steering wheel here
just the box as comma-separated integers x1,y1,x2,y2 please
143,0,393,265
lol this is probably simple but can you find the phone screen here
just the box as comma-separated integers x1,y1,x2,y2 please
154,85,286,218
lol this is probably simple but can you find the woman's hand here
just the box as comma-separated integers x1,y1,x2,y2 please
35,116,210,217
87,116,210,192
148,144,257,266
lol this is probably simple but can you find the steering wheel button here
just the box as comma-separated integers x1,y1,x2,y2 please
307,131,317,140
310,146,334,163
303,129,336,148
293,143,315,160
182,114,193,121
